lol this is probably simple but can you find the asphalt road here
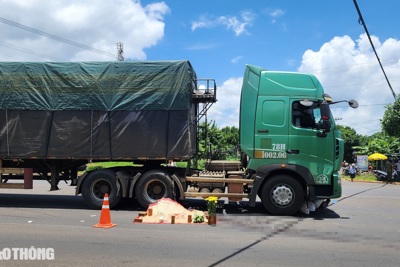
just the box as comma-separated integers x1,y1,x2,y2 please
0,180,399,267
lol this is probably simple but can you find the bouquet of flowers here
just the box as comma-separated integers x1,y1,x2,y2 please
205,196,218,215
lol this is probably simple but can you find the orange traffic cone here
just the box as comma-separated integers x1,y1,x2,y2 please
93,193,117,228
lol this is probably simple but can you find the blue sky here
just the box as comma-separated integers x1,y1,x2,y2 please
1,0,400,135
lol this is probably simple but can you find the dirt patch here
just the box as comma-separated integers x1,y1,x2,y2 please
133,198,207,224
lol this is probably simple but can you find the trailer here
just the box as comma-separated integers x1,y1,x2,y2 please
0,61,357,215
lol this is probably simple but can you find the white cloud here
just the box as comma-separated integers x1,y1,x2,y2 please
231,56,243,64
218,11,253,36
299,34,400,135
269,9,284,24
191,16,213,31
209,34,400,136
270,9,284,18
0,0,169,61
191,11,254,36
207,77,243,128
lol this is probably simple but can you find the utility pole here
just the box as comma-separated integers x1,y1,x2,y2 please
117,42,124,61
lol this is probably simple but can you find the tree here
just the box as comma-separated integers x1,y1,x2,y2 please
337,125,365,163
220,126,239,158
381,100,400,137
197,121,239,160
352,132,400,161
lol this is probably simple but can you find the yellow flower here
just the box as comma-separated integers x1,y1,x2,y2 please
205,196,218,215
205,196,218,202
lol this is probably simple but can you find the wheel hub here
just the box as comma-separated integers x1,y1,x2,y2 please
100,184,110,194
271,185,293,206
91,180,111,198
152,185,162,195
146,180,166,200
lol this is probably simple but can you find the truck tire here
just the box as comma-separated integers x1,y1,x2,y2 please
135,170,173,209
261,175,304,216
81,169,121,209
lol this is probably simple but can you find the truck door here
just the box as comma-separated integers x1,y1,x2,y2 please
288,100,335,185
254,96,289,163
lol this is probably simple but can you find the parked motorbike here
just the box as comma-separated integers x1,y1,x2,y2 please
373,170,400,181
373,170,388,181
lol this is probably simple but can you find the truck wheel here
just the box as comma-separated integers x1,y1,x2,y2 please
261,175,304,215
81,169,121,209
135,170,173,209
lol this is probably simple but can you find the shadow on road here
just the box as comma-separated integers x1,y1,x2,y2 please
0,193,89,210
307,209,342,220
0,193,343,220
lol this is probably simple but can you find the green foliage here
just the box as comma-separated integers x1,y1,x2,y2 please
338,98,400,160
193,213,205,223
335,125,400,162
382,100,400,137
353,132,400,156
198,121,239,161
337,125,365,162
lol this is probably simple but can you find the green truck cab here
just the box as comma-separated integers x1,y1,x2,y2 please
241,64,357,215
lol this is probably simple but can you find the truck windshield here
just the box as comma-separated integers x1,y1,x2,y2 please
292,101,324,129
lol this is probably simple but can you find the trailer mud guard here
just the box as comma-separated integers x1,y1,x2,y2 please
128,172,142,198
115,170,130,198
171,174,185,200
75,172,88,195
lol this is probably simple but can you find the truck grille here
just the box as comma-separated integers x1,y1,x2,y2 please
335,139,340,160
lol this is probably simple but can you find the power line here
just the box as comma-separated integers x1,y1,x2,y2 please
0,16,117,59
0,41,66,61
330,103,390,109
352,0,397,100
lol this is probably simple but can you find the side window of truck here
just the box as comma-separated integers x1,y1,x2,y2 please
292,101,316,129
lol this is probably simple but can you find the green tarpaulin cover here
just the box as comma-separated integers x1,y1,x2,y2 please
0,60,196,111
0,60,197,160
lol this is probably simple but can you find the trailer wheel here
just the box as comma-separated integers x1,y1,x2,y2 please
135,170,173,209
81,169,121,209
261,175,304,216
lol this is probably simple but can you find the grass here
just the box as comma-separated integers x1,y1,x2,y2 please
341,172,379,182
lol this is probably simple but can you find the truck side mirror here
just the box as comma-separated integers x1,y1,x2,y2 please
348,99,359,108
317,101,331,137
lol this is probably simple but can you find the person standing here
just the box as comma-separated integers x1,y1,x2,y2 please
392,160,400,181
349,163,356,182
386,161,393,182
